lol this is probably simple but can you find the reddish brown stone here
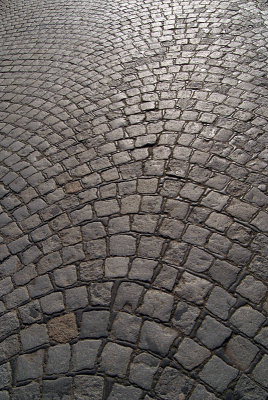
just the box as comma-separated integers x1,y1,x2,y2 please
47,313,78,343
65,181,82,193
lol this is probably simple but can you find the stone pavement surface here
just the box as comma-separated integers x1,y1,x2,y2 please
0,0,268,398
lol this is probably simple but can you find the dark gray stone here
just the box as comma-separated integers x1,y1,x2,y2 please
74,375,104,400
27,275,53,297
16,350,44,382
108,384,142,399
199,356,238,393
206,286,236,320
174,338,210,370
252,355,268,389
139,289,174,322
65,286,88,310
0,311,19,339
72,339,101,371
197,316,232,349
42,377,72,399
230,305,265,337
113,282,144,312
12,382,40,400
20,323,49,351
155,367,193,399
225,335,259,371
139,320,177,356
90,282,113,306
129,352,160,390
0,363,11,389
100,342,133,377
0,335,20,363
111,312,142,343
46,344,71,374
175,272,212,305
234,375,268,400
172,301,200,334
80,310,109,338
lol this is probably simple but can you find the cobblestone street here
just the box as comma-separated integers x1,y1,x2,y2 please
0,0,268,398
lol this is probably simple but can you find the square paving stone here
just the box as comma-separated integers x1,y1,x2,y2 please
37,251,62,274
189,384,220,400
175,272,213,305
129,258,157,282
111,312,142,343
105,257,129,278
6,286,29,309
27,274,53,297
82,222,106,240
0,335,19,363
155,367,193,400
138,236,165,258
65,286,88,310
80,260,103,281
206,286,236,320
158,217,184,240
0,311,19,339
255,327,268,350
197,315,231,349
132,214,159,233
139,320,177,356
113,282,144,312
163,241,189,266
209,260,239,289
20,323,49,351
129,352,160,389
87,239,107,259
236,275,267,304
207,233,231,256
139,289,174,322
16,349,44,382
107,384,143,399
80,310,109,338
182,225,210,246
11,382,40,400
225,335,259,371
252,355,268,389
199,355,238,393
54,265,77,287
234,375,268,400
110,235,136,256
174,338,210,370
100,342,133,377
108,216,130,234
42,377,72,399
0,363,11,389
74,376,104,400
62,244,85,264
46,343,71,374
172,301,200,334
40,292,65,314
72,339,101,371
184,246,214,272
90,281,113,306
230,305,265,337
121,195,141,214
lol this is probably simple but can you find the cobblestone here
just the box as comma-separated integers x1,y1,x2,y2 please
0,0,267,397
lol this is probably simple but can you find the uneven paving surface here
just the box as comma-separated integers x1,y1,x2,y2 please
0,0,268,398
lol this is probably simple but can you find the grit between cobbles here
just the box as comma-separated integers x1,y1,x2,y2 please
0,0,267,398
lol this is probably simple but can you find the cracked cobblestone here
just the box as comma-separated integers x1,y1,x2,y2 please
0,0,268,398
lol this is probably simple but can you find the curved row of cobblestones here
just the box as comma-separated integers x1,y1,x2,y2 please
0,0,267,399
